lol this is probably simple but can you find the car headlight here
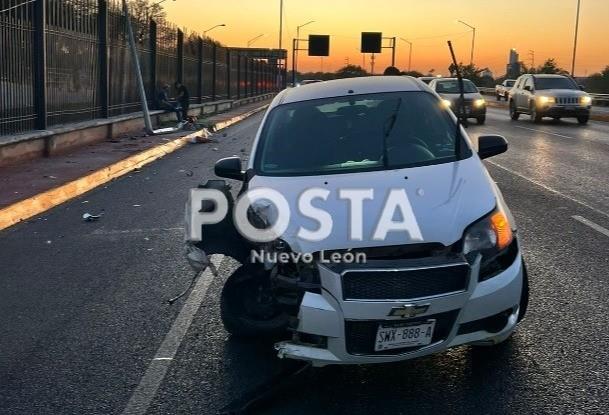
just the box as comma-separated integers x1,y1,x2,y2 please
441,99,452,108
474,98,486,108
463,207,517,281
580,95,592,105
537,96,555,105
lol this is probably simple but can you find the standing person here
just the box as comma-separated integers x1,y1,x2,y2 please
175,81,190,122
157,83,182,122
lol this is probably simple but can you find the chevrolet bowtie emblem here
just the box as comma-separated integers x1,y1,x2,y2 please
388,304,430,318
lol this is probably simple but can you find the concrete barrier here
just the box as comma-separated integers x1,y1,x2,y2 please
0,93,276,168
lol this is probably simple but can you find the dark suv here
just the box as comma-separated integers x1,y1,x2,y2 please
509,74,592,124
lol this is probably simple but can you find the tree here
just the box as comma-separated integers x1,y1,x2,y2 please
402,70,424,77
335,65,369,78
534,58,568,75
585,66,609,93
448,62,491,86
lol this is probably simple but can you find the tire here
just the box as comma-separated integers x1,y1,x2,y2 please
476,115,486,125
509,101,519,120
530,103,542,123
496,94,501,101
577,115,589,125
220,263,289,337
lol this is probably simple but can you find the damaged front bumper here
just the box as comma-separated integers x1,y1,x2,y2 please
275,252,523,367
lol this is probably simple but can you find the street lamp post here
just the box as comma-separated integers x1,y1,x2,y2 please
399,38,412,71
571,0,581,76
203,24,226,36
294,20,315,82
457,19,476,65
247,33,265,47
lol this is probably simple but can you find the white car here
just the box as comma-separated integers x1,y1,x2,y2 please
199,76,529,366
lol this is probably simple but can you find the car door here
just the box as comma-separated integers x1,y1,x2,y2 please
520,76,534,111
511,77,523,107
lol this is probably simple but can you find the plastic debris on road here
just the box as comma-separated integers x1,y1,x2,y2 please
82,213,102,222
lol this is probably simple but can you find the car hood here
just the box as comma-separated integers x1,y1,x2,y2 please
439,92,483,102
246,156,496,253
536,89,586,98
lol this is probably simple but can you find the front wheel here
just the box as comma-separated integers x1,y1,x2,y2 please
577,115,589,125
509,101,519,120
476,115,486,125
220,264,289,337
496,94,501,101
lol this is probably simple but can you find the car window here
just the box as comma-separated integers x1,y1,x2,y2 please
506,80,515,87
434,80,478,94
534,77,577,90
254,92,470,176
524,77,533,90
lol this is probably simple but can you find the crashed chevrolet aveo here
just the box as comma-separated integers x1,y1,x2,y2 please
186,76,529,366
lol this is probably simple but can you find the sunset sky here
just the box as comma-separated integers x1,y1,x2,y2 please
164,0,609,77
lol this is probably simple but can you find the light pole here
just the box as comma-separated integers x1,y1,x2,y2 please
247,33,265,47
571,0,581,76
203,24,226,36
457,19,476,65
399,38,412,71
294,20,315,81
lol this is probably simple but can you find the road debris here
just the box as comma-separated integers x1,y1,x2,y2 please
82,213,102,222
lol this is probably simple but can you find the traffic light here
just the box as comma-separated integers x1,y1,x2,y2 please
361,32,382,53
308,35,330,56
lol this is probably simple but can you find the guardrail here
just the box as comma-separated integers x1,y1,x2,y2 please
478,87,609,106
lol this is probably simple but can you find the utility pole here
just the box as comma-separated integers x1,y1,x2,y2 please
571,0,581,76
370,53,375,75
457,20,476,65
399,38,412,71
279,0,283,50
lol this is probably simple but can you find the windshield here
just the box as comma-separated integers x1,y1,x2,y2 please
435,79,479,94
506,80,515,87
254,92,470,176
535,77,577,90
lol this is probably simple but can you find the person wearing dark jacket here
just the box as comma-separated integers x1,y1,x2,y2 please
175,81,190,121
157,84,182,122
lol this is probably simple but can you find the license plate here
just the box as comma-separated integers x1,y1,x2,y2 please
375,320,436,351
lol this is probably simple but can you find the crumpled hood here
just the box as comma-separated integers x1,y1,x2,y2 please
246,156,496,253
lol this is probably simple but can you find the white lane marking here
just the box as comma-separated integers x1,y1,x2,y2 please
513,125,578,140
122,254,225,415
572,215,609,238
487,160,609,220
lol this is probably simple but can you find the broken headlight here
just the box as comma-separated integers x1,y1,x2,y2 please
463,207,517,281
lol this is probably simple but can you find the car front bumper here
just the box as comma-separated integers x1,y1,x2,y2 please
275,251,523,366
538,104,590,117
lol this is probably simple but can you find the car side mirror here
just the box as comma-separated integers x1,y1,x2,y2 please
214,156,244,180
579,84,585,91
478,135,508,159
523,85,532,92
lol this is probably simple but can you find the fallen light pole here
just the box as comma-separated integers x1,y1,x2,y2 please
122,0,181,135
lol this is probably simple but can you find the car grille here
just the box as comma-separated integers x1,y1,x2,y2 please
345,310,459,355
556,97,579,105
341,263,469,300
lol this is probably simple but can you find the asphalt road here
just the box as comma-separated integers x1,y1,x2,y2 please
1,106,609,414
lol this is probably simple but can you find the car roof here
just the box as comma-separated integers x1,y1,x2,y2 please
530,74,567,78
274,76,425,106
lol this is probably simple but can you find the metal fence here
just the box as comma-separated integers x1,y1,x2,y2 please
0,0,283,136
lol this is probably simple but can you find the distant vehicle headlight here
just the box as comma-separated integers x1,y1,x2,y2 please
537,96,555,105
580,95,592,105
474,98,486,108
441,99,452,108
